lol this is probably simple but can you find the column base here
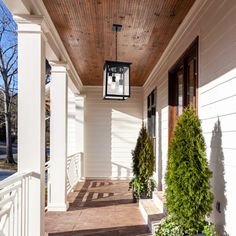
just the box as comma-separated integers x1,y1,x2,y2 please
47,202,69,212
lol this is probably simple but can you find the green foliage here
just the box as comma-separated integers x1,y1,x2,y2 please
203,223,218,236
129,177,142,198
129,125,156,198
129,177,156,198
156,216,217,236
156,215,185,236
165,106,213,233
131,125,147,177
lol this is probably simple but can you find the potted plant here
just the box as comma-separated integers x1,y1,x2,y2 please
156,216,217,236
129,125,156,202
156,106,216,235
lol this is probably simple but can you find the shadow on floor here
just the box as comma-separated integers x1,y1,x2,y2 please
47,225,150,236
68,180,133,211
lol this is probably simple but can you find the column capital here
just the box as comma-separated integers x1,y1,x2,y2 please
14,14,47,40
75,94,86,99
49,60,68,67
49,61,69,73
13,14,44,25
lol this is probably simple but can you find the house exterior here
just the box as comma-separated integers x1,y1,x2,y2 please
1,0,236,235
143,1,236,235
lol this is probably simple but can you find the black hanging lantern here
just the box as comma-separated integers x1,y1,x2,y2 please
103,24,131,100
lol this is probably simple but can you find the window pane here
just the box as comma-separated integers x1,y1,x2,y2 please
148,96,150,108
188,59,195,106
151,107,156,137
147,90,156,137
177,70,184,116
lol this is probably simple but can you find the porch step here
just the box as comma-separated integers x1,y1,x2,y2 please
139,199,165,235
152,191,165,212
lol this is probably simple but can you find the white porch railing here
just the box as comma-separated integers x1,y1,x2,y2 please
66,152,84,193
0,172,38,236
45,153,83,211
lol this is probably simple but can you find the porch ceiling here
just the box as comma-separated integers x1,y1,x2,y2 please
42,0,195,86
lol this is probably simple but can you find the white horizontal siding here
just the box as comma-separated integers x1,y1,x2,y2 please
143,0,236,234
84,86,142,179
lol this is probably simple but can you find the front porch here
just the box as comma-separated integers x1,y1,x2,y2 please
45,180,151,236
0,0,235,235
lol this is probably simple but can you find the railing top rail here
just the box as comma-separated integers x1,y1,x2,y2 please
67,152,83,159
0,182,21,197
0,171,38,189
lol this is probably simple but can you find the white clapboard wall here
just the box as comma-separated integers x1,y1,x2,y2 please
143,0,236,234
84,86,143,179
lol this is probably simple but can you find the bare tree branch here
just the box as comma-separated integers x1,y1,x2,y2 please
8,68,17,86
6,56,17,74
5,47,16,70
0,27,5,43
3,44,16,55
0,48,6,71
0,1,18,163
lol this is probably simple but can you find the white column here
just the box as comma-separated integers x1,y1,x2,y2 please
75,95,85,178
67,87,76,156
48,62,69,211
75,95,85,153
16,15,45,236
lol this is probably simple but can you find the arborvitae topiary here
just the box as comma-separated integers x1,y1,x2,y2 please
131,125,147,177
139,134,155,181
130,125,155,198
165,106,213,234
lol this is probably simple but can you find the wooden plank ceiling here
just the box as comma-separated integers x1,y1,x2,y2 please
43,0,195,86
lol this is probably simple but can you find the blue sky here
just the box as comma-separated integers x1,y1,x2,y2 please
0,0,17,94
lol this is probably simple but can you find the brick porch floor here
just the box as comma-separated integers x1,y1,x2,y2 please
45,180,151,236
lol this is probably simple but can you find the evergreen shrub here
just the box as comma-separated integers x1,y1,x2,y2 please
157,106,214,235
129,125,155,198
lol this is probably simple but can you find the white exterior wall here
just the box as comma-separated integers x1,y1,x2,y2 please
143,0,236,234
84,86,143,179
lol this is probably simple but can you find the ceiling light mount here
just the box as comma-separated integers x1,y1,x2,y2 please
112,24,122,32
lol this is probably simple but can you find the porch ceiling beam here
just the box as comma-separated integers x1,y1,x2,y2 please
31,0,83,91
2,0,32,14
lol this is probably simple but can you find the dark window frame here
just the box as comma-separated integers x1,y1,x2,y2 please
147,88,157,170
168,37,199,141
147,88,157,138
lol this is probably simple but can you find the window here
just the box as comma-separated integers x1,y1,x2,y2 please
168,38,198,141
147,88,157,168
147,89,156,138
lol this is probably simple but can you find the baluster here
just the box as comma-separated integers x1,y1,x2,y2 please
13,189,15,236
17,186,20,236
26,176,29,236
18,180,23,236
23,178,26,236
8,211,10,236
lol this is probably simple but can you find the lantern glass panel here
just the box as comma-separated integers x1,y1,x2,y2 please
124,66,130,96
103,61,131,100
103,66,107,98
